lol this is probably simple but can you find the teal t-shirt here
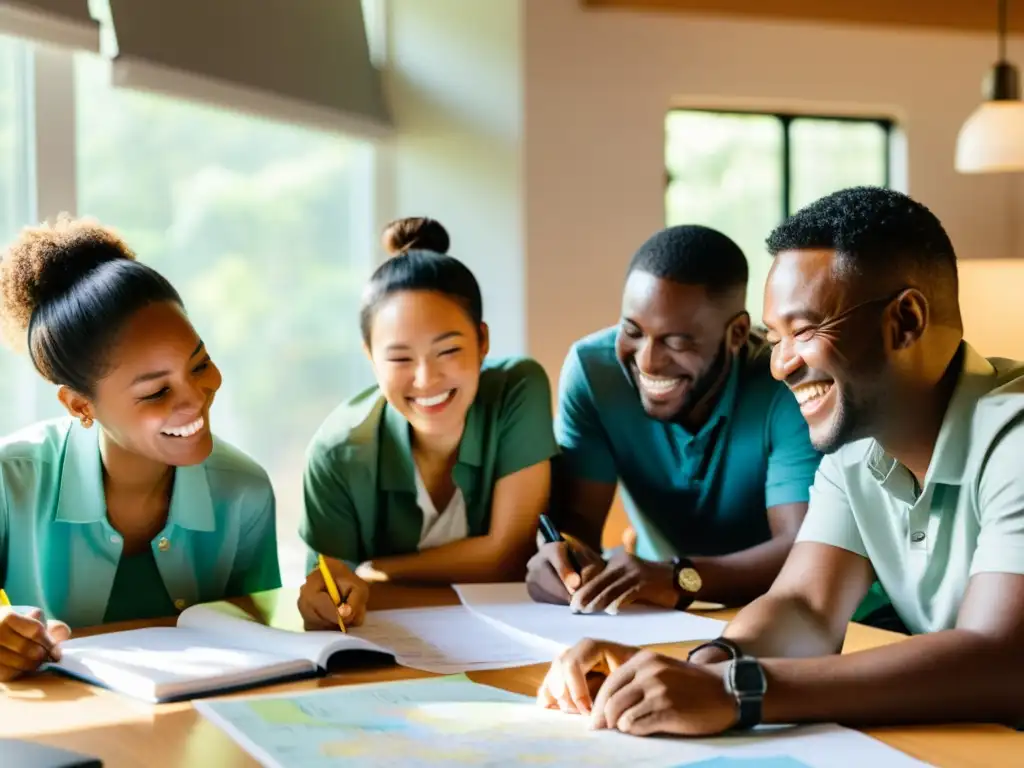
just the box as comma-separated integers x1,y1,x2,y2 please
556,328,820,559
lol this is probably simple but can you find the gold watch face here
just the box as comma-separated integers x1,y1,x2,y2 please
678,567,702,593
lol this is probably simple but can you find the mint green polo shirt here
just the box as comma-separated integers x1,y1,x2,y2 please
557,328,822,560
797,343,1024,635
300,356,559,566
0,419,281,629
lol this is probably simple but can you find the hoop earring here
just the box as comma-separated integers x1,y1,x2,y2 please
80,416,93,429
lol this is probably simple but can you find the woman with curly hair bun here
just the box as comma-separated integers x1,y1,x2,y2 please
0,215,281,681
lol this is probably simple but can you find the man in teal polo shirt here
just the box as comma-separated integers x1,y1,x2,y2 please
526,225,866,616
539,188,1024,735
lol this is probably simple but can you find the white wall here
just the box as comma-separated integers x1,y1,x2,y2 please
523,0,1024,379
380,0,525,357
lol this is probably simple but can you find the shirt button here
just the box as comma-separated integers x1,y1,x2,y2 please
109,534,121,544
911,531,926,543
174,599,187,611
157,537,171,552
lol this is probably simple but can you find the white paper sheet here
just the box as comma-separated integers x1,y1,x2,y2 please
351,605,553,673
454,582,727,649
180,601,553,675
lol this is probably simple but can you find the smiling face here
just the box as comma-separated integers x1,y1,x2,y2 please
367,289,487,440
615,270,748,423
62,300,222,467
763,249,892,453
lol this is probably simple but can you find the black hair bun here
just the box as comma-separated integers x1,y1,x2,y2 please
381,217,450,256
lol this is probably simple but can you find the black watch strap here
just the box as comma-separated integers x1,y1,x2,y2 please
726,657,767,731
686,637,743,662
735,695,763,730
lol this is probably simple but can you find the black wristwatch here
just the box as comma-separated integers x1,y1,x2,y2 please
724,657,767,730
686,636,743,662
670,556,702,610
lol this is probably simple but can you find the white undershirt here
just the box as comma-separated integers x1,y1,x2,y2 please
414,467,469,551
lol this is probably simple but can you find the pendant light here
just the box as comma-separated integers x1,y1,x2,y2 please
955,0,1024,173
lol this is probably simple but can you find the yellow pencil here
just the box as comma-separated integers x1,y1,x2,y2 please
0,589,9,607
316,554,346,633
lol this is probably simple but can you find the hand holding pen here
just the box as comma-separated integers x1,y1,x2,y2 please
0,589,71,681
527,514,605,606
297,556,370,632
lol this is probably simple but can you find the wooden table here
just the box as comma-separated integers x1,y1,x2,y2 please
1,585,1021,767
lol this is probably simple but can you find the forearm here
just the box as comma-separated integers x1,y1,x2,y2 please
366,534,532,585
697,593,843,662
760,629,1024,727
689,533,795,606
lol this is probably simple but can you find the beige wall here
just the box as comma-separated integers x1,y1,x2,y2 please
523,0,1024,380
380,0,526,358
383,1,1024,543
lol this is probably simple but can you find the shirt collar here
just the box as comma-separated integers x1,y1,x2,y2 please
55,420,216,531
865,342,997,488
670,346,743,441
379,399,485,492
701,352,742,437
926,342,998,486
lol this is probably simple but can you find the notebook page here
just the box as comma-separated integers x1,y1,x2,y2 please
54,627,312,702
177,603,388,666
351,606,552,673
454,582,727,648
182,601,552,673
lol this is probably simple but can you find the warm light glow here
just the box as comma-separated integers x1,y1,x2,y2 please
955,101,1024,173
959,260,1024,360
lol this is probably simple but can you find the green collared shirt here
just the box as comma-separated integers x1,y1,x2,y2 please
556,327,822,560
300,356,559,565
797,343,1024,634
0,419,281,629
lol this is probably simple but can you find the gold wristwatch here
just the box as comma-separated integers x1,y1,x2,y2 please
671,556,702,610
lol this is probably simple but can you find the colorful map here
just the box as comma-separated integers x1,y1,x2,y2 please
197,676,682,767
195,676,926,768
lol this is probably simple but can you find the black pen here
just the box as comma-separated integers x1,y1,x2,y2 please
538,513,582,574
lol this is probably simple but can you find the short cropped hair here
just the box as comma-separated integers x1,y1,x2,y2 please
627,224,748,296
766,186,960,326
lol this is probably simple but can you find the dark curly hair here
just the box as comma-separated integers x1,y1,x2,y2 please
0,214,182,395
766,186,960,327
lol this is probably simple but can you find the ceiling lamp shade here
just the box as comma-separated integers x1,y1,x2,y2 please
955,0,1024,173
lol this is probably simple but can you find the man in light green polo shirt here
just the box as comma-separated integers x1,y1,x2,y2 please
537,187,1024,735
526,225,891,622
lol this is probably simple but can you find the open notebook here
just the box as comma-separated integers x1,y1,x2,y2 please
48,600,552,704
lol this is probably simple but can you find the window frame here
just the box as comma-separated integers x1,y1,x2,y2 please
664,107,894,221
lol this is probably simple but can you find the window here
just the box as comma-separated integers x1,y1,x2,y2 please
665,109,892,322
0,48,376,586
0,35,37,438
